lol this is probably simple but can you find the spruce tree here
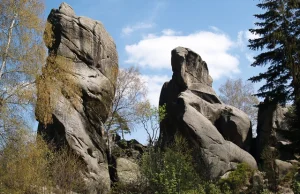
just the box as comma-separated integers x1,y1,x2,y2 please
249,0,300,151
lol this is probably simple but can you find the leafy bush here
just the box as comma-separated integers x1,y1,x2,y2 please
0,130,52,194
50,147,86,193
0,129,86,194
219,163,254,193
140,135,202,194
260,146,279,191
110,180,148,194
293,169,300,194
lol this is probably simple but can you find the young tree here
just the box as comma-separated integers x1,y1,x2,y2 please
140,134,207,193
248,0,300,150
104,66,147,156
218,78,259,126
135,101,166,146
0,0,45,139
105,66,147,138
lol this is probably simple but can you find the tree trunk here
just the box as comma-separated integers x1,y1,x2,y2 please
0,14,17,80
107,130,112,159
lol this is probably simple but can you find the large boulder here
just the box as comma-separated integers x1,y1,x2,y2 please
36,3,118,193
110,136,145,185
159,47,257,178
115,158,141,185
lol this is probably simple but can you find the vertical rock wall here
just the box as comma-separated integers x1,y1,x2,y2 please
36,3,118,193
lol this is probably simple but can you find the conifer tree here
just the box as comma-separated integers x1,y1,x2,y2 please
249,0,300,151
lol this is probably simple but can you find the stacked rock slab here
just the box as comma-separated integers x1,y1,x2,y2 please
36,3,118,193
159,47,257,178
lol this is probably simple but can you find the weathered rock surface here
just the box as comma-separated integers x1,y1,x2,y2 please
36,3,118,193
115,158,140,185
255,100,294,162
110,136,145,185
275,159,294,179
159,47,257,178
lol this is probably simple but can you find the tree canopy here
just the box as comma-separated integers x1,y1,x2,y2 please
0,0,45,141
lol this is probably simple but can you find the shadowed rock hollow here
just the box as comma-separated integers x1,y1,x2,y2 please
36,3,118,193
159,47,257,178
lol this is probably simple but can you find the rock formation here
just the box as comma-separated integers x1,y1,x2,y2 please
255,100,293,161
159,47,257,178
255,100,297,181
36,3,118,193
110,136,145,185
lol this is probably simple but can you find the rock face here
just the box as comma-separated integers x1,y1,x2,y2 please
36,3,118,193
110,136,145,185
255,100,293,162
159,47,257,178
115,158,140,185
255,100,297,183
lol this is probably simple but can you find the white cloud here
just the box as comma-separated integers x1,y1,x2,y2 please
161,29,181,36
236,30,260,64
237,30,260,50
245,31,260,40
237,31,245,49
141,74,170,106
209,26,221,32
245,53,255,63
122,22,154,36
125,30,240,80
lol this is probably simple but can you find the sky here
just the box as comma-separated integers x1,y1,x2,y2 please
44,0,265,144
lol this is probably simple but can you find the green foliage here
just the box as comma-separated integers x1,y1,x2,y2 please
293,179,300,194
261,147,279,191
110,181,148,194
0,0,46,144
248,0,300,105
292,168,300,194
135,102,166,146
185,182,223,194
261,189,272,194
219,163,254,193
284,105,300,152
0,128,86,194
0,130,52,194
140,135,201,194
36,55,81,126
50,148,86,193
105,66,147,140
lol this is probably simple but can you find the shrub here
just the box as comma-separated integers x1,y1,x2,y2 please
219,163,254,193
260,146,279,191
50,147,86,193
110,180,148,194
140,134,201,194
293,169,300,194
0,129,86,194
0,129,52,193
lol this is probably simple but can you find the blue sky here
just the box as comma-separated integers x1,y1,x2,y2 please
44,0,264,144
